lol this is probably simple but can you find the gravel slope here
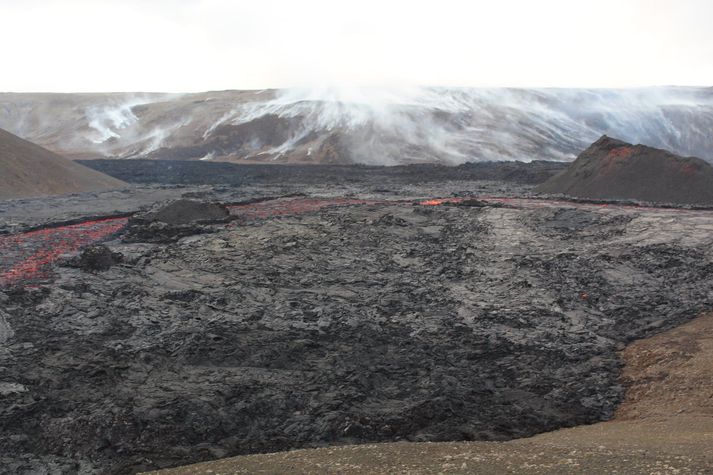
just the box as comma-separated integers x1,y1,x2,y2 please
536,136,713,205
0,127,126,199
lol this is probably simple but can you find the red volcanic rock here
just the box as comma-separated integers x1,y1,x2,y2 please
536,136,713,205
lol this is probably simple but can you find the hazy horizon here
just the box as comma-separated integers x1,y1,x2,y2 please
2,0,713,93
2,85,713,96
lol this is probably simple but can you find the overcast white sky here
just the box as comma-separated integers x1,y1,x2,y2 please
2,0,713,92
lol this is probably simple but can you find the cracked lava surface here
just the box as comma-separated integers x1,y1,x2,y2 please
0,195,705,287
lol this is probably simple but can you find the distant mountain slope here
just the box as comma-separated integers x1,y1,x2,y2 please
1,87,712,164
0,127,126,199
535,136,713,205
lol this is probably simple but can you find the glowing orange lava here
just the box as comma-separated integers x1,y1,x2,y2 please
419,198,465,206
0,217,129,286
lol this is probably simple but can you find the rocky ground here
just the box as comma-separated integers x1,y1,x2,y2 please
2,175,713,473
151,313,713,474
0,178,530,235
78,160,566,187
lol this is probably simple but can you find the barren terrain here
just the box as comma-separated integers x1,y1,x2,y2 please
537,135,713,205
0,128,125,200
2,162,713,474
149,313,713,474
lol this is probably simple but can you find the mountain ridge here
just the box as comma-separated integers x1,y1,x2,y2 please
1,87,712,164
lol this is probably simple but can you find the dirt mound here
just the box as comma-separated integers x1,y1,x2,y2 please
138,200,230,225
0,127,126,200
536,135,713,205
123,200,231,243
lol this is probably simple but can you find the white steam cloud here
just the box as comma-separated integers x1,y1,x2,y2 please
1,86,712,164
86,100,143,144
207,86,713,164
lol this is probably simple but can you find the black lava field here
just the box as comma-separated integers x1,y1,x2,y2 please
2,163,713,474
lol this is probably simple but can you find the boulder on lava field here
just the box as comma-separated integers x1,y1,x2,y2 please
65,244,123,272
135,199,231,225
123,199,232,243
535,135,713,206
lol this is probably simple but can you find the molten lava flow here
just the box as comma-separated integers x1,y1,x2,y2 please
2,194,685,288
0,199,387,286
0,217,128,286
418,198,466,206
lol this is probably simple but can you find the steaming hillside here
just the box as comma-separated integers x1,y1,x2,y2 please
1,87,712,164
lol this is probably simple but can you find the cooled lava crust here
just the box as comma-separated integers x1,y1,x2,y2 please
2,196,713,474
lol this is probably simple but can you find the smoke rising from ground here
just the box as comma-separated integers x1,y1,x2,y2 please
86,100,143,144
199,86,713,163
0,87,712,164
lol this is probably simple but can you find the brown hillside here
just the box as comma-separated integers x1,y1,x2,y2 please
0,128,125,199
536,135,713,205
